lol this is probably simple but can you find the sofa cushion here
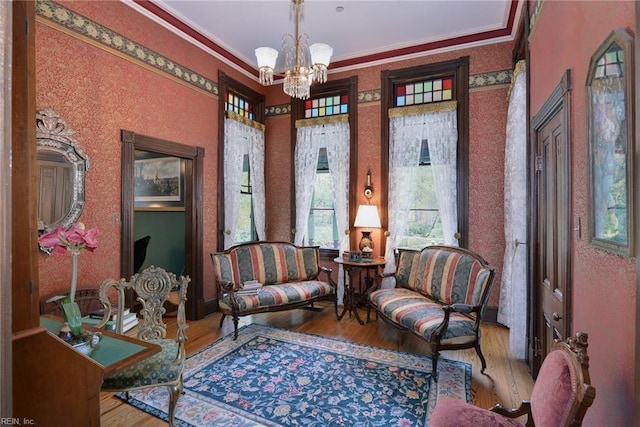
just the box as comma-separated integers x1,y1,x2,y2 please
396,247,492,306
211,243,320,287
219,280,334,312
369,288,477,344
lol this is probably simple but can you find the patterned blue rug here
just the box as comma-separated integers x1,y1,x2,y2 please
117,324,471,426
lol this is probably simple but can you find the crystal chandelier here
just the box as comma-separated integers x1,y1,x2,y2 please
255,0,333,100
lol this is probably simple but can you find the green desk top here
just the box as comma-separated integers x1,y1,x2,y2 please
40,316,148,369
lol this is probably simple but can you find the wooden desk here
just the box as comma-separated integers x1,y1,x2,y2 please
40,315,160,377
334,256,386,325
13,316,161,426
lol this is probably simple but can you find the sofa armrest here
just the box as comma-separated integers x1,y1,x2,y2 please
450,303,475,314
320,266,336,289
490,400,531,419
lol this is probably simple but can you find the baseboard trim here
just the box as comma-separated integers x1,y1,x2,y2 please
483,306,499,324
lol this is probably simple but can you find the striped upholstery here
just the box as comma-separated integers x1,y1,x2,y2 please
395,247,492,306
368,245,495,380
212,242,320,287
219,280,334,312
211,242,336,331
369,288,476,344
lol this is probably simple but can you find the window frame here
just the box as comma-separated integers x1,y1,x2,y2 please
217,71,266,251
380,57,470,251
291,76,358,260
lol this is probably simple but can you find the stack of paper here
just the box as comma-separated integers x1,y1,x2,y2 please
237,280,263,295
82,311,139,333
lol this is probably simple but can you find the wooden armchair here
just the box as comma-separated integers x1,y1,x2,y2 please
97,266,190,427
430,332,596,427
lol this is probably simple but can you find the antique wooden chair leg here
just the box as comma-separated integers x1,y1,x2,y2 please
475,342,488,373
219,313,226,328
167,378,183,427
233,316,239,339
431,344,440,382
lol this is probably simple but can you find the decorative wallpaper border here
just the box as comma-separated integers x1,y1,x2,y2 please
469,70,512,89
38,0,512,118
36,0,219,97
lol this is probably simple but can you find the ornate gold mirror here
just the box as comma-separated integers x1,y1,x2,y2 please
36,109,90,234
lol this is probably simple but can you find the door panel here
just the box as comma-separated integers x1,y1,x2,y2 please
531,70,572,376
538,112,566,358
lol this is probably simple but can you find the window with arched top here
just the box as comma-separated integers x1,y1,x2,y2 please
587,28,634,256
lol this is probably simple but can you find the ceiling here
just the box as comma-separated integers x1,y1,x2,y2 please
129,0,522,80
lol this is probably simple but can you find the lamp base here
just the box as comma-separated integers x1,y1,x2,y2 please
358,231,373,251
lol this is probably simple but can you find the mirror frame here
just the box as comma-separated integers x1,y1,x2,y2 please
36,109,90,234
586,28,635,256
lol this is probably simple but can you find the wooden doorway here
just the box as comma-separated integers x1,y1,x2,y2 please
121,130,205,320
530,70,572,376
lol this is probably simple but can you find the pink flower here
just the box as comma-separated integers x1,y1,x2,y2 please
38,222,99,254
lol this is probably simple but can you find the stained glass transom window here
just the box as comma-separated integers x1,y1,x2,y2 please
304,94,348,118
395,77,453,107
226,92,255,120
595,43,624,79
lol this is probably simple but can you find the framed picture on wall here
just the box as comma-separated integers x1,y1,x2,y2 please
587,28,634,256
134,152,185,210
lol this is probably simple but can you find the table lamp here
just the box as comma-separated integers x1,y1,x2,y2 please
354,204,381,253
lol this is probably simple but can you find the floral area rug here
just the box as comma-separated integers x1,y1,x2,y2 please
116,324,471,426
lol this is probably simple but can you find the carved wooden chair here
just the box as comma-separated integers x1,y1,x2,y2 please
97,266,190,427
430,332,596,427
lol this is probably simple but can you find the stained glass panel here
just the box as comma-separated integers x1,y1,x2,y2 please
394,77,453,107
226,91,255,120
304,93,349,118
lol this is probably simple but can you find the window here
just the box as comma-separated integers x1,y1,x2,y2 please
586,28,634,256
292,77,358,257
398,140,445,248
235,154,255,244
395,77,454,106
304,94,349,118
226,91,255,120
307,148,339,249
381,58,469,254
218,71,266,250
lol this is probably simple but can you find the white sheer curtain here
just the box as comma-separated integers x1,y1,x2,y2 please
223,116,266,249
383,105,459,287
294,125,321,246
424,110,458,246
498,61,528,359
325,121,350,304
248,127,266,240
295,120,350,303
382,114,423,287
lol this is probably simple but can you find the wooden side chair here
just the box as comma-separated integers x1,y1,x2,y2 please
97,266,190,427
430,332,596,427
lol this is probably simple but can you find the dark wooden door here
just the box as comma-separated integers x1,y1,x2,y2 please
531,71,572,376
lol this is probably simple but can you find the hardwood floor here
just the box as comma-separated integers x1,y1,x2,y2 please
100,303,534,426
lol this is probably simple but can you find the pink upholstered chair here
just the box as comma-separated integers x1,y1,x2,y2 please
430,332,596,427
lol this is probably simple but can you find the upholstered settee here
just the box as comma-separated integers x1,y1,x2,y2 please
211,241,338,338
367,245,496,380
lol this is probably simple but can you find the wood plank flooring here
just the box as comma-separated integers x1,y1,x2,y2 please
100,303,534,426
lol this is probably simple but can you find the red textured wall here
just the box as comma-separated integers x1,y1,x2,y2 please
35,1,257,302
36,2,513,312
529,2,636,425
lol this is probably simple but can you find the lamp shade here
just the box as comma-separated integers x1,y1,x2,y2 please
309,43,333,67
255,47,279,69
354,205,381,229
